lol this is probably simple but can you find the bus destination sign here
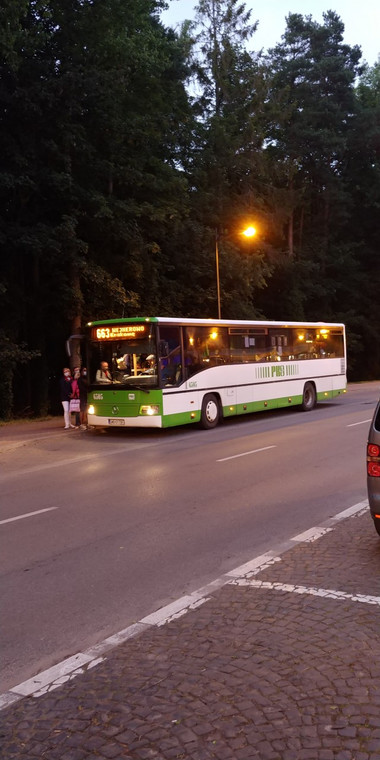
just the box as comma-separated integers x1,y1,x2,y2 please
91,324,148,341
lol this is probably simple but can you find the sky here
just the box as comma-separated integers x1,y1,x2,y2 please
160,0,380,66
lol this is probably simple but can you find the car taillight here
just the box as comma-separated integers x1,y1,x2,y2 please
368,461,380,477
367,442,380,477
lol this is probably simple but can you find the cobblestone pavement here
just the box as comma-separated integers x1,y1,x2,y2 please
1,508,380,760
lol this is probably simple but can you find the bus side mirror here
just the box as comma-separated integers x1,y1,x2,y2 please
66,334,85,357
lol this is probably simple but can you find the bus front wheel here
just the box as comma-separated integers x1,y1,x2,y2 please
301,382,316,411
200,394,220,429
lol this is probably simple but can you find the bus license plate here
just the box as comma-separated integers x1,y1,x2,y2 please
108,418,125,426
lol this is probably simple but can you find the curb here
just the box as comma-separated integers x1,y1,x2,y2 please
0,499,369,712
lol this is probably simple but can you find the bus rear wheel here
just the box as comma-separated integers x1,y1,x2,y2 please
200,394,220,429
301,382,316,411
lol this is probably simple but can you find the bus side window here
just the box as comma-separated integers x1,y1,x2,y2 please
158,326,182,386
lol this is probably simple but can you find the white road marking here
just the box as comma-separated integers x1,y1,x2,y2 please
0,507,58,525
329,500,368,521
291,526,332,543
217,445,276,462
0,498,371,711
226,552,281,578
347,419,372,427
232,579,380,607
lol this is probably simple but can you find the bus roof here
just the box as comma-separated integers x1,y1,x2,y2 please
87,317,345,329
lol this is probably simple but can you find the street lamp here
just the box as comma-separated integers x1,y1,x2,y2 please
215,225,257,319
241,226,257,239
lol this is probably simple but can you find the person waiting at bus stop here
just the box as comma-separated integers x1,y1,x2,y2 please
96,361,112,383
60,367,74,429
78,366,88,428
71,367,81,427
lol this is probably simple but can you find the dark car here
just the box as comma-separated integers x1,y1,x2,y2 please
367,397,380,536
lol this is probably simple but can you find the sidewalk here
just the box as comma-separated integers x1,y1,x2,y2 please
0,417,63,442
2,504,380,759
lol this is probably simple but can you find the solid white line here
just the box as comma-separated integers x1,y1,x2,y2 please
347,419,371,427
217,445,276,462
0,507,57,525
233,579,380,607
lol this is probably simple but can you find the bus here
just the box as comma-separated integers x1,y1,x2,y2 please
85,317,347,429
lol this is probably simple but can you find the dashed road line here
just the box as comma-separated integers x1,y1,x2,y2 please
346,419,372,427
0,507,58,525
290,526,332,543
217,445,276,462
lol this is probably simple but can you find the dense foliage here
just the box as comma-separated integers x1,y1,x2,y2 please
0,0,379,418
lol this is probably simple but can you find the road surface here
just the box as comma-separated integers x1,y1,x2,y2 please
0,381,378,691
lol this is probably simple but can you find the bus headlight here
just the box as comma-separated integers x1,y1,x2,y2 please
140,404,159,416
88,405,95,415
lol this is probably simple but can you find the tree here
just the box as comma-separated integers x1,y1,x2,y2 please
252,14,363,323
183,0,273,318
0,0,193,416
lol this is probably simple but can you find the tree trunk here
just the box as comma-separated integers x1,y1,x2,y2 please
69,261,84,370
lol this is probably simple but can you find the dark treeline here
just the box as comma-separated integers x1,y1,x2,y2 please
1,0,379,419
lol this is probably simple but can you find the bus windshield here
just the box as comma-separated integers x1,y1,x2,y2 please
88,324,158,389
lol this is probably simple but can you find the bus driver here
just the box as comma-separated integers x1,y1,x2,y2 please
96,361,112,383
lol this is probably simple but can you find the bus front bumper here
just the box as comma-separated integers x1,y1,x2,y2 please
88,414,163,429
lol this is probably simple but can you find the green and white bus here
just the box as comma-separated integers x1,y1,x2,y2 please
85,317,347,429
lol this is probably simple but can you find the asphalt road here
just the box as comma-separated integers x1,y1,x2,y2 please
0,381,378,692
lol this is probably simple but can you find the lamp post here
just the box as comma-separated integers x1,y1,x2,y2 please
215,229,221,320
215,225,257,319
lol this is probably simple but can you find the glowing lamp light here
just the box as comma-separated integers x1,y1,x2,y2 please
88,405,95,415
242,226,257,238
